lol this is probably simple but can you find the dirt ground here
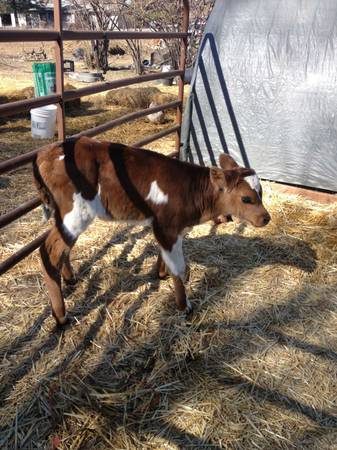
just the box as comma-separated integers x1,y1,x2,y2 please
1,41,337,450
0,41,153,91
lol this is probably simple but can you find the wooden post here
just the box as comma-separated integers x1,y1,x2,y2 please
54,0,66,141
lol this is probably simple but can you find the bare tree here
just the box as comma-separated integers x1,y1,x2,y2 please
186,0,215,67
115,2,145,75
68,0,144,74
68,0,214,73
119,0,215,68
118,0,181,69
70,0,119,72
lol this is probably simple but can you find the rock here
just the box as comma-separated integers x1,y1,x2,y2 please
147,101,165,124
72,48,85,60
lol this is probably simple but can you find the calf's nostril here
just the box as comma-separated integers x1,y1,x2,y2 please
263,215,270,225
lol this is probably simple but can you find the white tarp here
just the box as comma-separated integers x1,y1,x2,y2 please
182,0,337,192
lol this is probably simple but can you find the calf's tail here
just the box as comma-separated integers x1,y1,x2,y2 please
32,155,54,222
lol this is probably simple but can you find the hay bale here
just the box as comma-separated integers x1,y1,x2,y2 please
64,83,81,112
19,86,35,99
105,86,161,109
152,92,177,110
86,93,106,108
0,93,20,105
0,87,34,105
0,84,80,109
0,89,33,120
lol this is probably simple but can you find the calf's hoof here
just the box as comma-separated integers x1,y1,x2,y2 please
154,263,169,280
63,276,77,287
158,270,169,280
185,298,193,316
54,313,70,329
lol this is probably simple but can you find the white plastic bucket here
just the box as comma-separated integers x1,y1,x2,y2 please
161,64,172,73
30,104,57,139
161,64,173,86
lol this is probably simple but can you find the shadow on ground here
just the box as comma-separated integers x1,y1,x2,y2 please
2,225,336,449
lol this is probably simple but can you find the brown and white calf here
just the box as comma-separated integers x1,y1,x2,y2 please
33,136,270,326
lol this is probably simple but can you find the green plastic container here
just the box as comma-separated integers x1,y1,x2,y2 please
32,62,56,97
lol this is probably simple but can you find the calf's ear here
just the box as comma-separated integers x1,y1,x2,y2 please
240,168,256,178
210,167,226,191
223,167,256,191
219,153,239,170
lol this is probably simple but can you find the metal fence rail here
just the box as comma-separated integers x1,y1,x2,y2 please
0,0,190,276
0,30,189,43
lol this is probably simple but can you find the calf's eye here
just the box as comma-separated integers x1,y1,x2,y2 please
241,196,252,204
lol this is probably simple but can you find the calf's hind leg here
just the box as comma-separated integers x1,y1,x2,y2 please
40,227,74,325
156,253,169,279
61,249,76,285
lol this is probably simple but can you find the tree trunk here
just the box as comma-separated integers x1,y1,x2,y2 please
92,39,109,72
128,40,144,75
134,52,144,75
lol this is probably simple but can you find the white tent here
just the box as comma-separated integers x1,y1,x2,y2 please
182,0,337,192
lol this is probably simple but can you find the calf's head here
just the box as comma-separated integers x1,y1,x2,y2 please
210,154,270,227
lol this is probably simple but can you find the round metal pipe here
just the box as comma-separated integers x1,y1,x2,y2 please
175,0,190,154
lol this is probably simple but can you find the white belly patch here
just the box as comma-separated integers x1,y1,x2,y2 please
63,192,108,238
161,236,185,278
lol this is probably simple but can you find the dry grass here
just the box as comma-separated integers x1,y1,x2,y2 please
0,41,138,92
1,150,337,448
1,64,337,448
0,40,159,93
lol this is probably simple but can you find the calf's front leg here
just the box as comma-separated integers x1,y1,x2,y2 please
156,232,193,314
172,275,192,313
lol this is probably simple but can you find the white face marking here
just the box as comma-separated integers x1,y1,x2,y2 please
146,180,168,205
246,174,261,196
161,236,185,278
63,192,108,238
58,155,65,160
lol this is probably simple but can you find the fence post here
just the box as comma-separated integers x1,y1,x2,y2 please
175,0,190,156
54,0,66,141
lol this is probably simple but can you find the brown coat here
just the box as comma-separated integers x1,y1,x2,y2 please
33,137,270,325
